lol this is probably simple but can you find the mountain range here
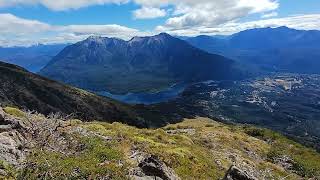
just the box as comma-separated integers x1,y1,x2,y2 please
40,33,245,94
0,44,67,72
186,26,320,73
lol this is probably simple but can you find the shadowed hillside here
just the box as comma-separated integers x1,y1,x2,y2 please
0,61,146,127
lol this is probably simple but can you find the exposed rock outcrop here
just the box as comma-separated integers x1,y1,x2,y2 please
0,130,26,166
272,155,295,171
0,108,27,176
223,165,257,180
130,153,180,180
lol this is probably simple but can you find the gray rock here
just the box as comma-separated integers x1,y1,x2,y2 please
0,108,24,130
166,128,196,135
273,155,295,170
0,169,7,176
0,125,12,133
131,155,180,180
139,155,180,180
0,131,26,166
0,107,5,124
4,118,26,130
223,165,257,180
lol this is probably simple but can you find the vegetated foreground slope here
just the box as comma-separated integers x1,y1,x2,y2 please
1,107,320,179
0,61,144,126
40,33,246,94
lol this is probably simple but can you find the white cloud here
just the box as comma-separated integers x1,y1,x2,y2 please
235,14,320,31
0,13,151,46
133,0,170,7
0,0,279,24
0,0,129,11
157,14,320,37
237,0,279,13
0,13,50,34
0,0,279,26
261,11,278,18
133,7,166,19
153,0,279,30
62,24,140,36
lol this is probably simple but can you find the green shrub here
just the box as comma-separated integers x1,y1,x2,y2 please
4,107,25,118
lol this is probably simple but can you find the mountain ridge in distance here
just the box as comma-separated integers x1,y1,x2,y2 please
40,33,247,94
185,26,320,74
0,44,67,72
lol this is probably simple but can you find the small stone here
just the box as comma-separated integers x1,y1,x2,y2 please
98,160,111,166
229,154,237,162
0,169,7,176
215,159,222,166
0,125,12,133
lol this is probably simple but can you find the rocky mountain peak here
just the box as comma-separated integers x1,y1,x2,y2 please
157,32,171,37
86,35,103,41
150,32,173,42
128,33,173,45
128,36,146,46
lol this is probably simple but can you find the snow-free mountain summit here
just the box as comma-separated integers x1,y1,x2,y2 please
40,33,245,94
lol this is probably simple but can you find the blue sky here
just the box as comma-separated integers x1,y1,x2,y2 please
0,2,170,32
0,0,319,46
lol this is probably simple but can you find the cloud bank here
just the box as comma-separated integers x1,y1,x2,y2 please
157,14,320,36
0,13,151,46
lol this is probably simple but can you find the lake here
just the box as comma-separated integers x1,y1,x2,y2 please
96,83,187,105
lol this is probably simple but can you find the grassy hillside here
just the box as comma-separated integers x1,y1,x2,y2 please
0,61,146,127
1,107,319,179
